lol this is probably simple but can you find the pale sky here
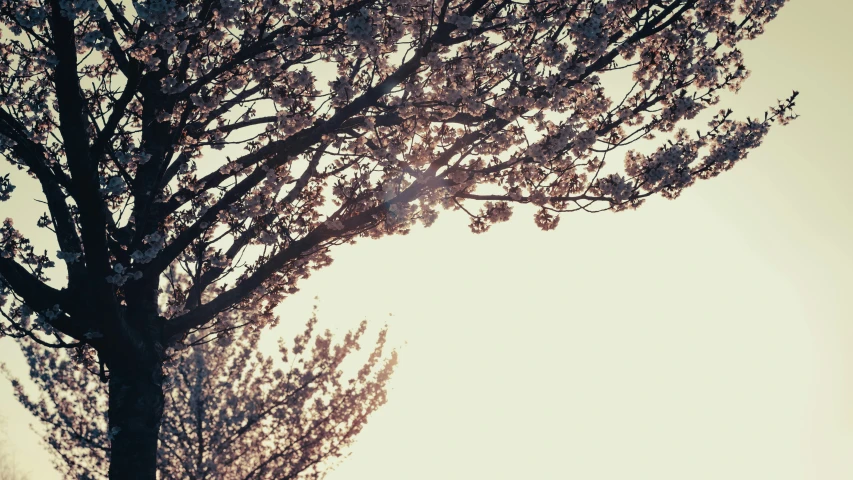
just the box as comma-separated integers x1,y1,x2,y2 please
1,1,852,479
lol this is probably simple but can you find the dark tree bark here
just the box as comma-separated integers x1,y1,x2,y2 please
106,284,167,480
107,361,164,480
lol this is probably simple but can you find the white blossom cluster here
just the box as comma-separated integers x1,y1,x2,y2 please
115,148,152,167
133,0,188,26
99,176,127,196
105,263,143,286
446,13,473,31
56,251,82,264
14,7,46,29
595,173,634,204
34,304,62,334
0,174,14,202
131,232,165,264
0,133,17,151
81,30,111,51
344,8,376,44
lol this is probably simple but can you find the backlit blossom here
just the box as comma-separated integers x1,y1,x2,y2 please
0,0,796,474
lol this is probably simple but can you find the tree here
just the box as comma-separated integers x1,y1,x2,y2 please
0,0,797,478
4,311,396,479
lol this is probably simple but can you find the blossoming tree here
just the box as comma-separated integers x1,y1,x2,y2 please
5,313,396,479
0,0,796,477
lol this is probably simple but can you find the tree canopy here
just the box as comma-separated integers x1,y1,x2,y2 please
0,0,796,478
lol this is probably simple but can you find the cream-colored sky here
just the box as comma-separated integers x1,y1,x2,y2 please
1,1,852,479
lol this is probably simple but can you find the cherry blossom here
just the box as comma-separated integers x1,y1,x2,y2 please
0,1,797,478
5,312,396,479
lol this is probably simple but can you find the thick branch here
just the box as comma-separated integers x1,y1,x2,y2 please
0,257,84,339
0,110,86,285
47,0,122,330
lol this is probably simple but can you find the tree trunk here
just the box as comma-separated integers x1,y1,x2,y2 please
107,361,165,480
